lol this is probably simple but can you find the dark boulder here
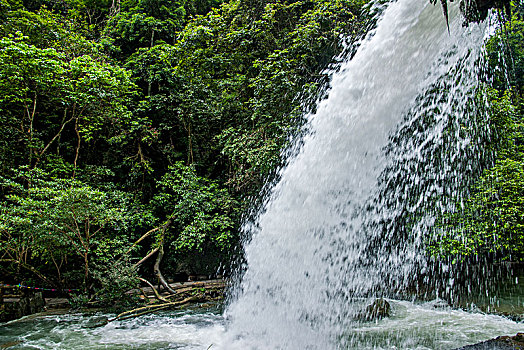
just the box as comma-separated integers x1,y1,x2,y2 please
0,292,45,322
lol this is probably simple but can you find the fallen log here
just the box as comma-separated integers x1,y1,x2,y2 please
108,296,201,322
89,296,202,328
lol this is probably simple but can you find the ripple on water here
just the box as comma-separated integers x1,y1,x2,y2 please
0,302,521,349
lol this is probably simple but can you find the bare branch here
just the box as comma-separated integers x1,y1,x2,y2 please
133,247,159,268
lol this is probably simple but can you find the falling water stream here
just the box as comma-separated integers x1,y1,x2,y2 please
1,0,522,348
219,0,521,348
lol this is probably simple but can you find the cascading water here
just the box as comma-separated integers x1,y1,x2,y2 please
218,0,521,349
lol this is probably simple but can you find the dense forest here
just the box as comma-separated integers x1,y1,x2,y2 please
0,0,522,307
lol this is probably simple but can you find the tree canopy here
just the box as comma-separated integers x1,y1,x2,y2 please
0,0,368,305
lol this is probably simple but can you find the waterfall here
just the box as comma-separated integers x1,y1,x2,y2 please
221,0,491,348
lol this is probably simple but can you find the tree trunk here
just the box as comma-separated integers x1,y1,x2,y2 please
73,118,81,179
153,244,177,295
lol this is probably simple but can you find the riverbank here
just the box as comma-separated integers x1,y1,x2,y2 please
97,279,226,325
0,279,225,323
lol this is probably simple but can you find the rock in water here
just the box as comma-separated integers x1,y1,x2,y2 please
454,333,524,350
355,298,391,321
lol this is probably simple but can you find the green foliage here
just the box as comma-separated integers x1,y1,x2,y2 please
91,257,141,308
101,0,225,59
124,0,363,195
434,158,524,260
68,292,91,308
486,16,524,98
153,162,239,259
0,7,104,64
432,90,524,260
0,34,136,174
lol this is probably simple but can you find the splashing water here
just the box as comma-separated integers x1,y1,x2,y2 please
219,0,519,348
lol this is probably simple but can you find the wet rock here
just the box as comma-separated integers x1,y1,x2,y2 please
0,340,23,348
429,299,450,309
45,297,69,309
355,298,391,321
454,333,524,350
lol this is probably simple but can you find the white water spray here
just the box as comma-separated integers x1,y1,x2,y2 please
221,0,494,348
